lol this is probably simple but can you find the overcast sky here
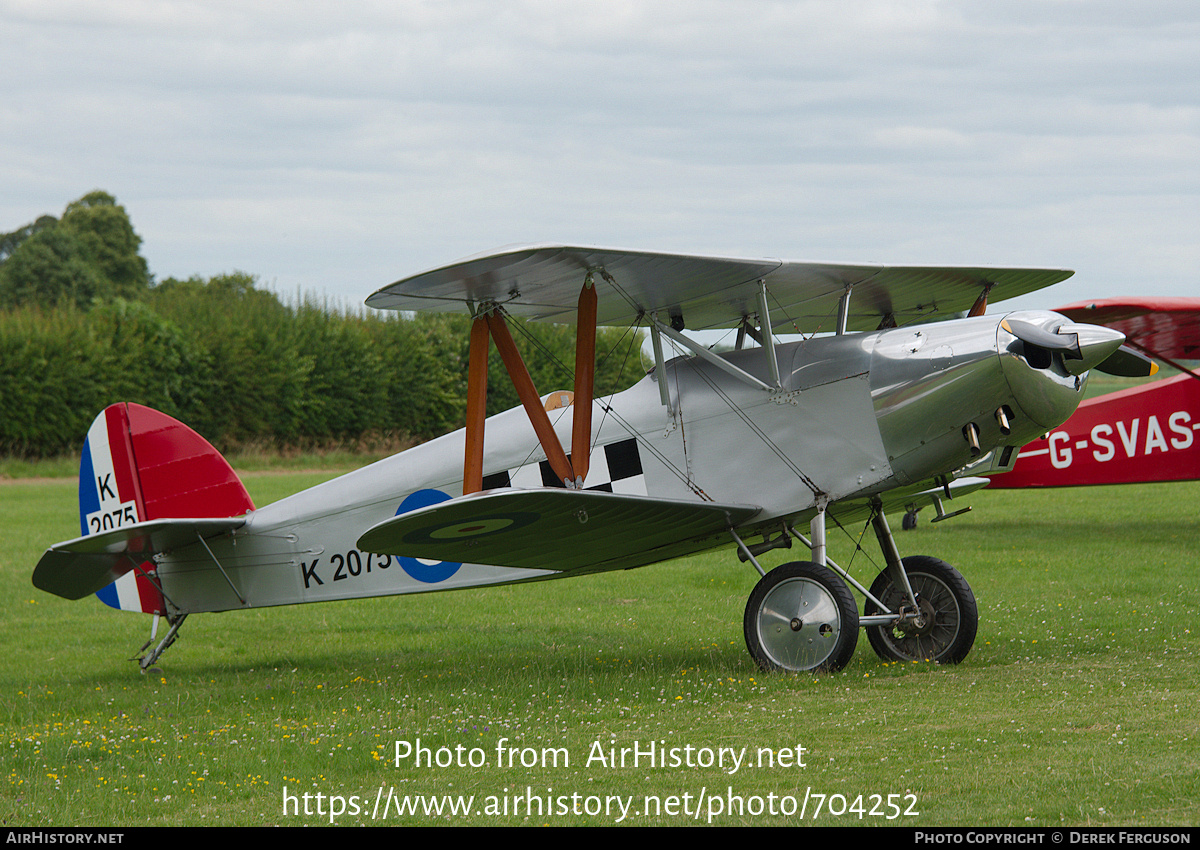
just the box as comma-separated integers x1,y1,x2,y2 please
2,0,1197,316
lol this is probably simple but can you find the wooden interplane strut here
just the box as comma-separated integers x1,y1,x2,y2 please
462,317,491,494
968,283,994,318
461,282,598,494
571,281,597,483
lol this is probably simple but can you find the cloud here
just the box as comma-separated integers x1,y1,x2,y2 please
1,0,1196,307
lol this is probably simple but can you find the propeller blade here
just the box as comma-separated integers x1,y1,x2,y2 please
1095,345,1160,378
1002,317,1079,354
1001,317,1126,375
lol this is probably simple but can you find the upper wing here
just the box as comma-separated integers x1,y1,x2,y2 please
367,244,1073,333
357,488,761,574
1054,297,1200,363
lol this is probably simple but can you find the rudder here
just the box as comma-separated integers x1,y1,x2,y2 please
78,403,255,613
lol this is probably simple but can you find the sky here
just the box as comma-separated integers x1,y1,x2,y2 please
2,0,1197,316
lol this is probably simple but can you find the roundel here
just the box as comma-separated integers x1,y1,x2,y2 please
394,489,462,583
399,510,539,545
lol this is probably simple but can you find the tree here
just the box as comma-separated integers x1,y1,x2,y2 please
59,191,150,299
0,225,104,308
0,191,150,307
0,215,56,262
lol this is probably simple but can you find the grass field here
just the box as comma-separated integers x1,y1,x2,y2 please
2,469,1197,827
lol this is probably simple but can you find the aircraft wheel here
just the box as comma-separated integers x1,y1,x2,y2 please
744,561,859,673
864,556,978,664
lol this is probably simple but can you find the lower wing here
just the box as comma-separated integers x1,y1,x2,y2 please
357,489,762,574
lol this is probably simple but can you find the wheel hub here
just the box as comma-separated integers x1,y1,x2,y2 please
864,557,979,666
895,595,938,637
746,564,858,673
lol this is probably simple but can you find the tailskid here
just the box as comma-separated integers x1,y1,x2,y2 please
134,612,188,674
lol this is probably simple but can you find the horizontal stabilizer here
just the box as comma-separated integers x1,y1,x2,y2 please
33,517,245,601
357,489,761,573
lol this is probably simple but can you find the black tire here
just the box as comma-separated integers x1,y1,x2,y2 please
744,561,859,673
863,556,978,664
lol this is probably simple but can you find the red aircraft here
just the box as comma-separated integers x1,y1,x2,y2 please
988,297,1200,489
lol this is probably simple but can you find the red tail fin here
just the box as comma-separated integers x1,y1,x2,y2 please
118,403,255,520
76,403,254,613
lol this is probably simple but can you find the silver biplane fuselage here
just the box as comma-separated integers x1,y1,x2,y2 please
37,245,1141,674
160,310,1096,614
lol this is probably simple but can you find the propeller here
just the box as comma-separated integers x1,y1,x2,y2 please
1002,317,1082,354
1000,317,1154,376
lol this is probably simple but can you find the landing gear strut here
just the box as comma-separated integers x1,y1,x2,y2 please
736,500,979,673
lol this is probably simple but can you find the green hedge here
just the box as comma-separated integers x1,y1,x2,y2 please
0,274,644,458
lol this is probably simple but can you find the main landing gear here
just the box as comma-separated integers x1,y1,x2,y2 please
736,500,978,674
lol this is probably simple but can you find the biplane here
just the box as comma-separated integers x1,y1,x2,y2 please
32,245,1152,674
987,298,1199,489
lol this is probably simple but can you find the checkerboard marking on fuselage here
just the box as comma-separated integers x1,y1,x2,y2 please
481,438,647,495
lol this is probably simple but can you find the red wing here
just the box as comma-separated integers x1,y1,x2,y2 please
1054,297,1200,363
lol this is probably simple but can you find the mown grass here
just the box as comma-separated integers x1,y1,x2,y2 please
2,472,1197,827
